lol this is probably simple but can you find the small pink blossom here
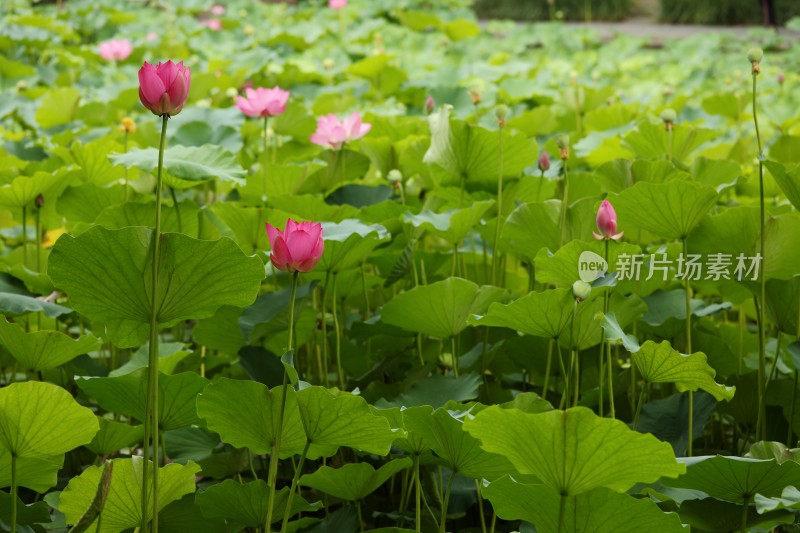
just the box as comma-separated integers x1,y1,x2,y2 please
266,219,325,273
146,33,158,41
425,95,435,114
310,111,371,150
538,151,551,172
201,19,222,31
593,199,624,241
98,39,133,61
210,4,225,15
329,0,347,9
236,87,290,118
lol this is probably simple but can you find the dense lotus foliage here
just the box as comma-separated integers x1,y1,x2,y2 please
3,0,800,532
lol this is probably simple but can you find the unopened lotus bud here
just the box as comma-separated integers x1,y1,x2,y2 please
538,151,551,172
748,47,763,75
225,87,238,99
35,194,45,208
778,73,785,85
469,87,481,106
119,117,136,134
323,58,335,70
572,280,592,302
556,134,570,160
387,169,403,183
244,25,255,36
495,104,508,127
425,94,435,114
439,352,454,369
660,108,676,131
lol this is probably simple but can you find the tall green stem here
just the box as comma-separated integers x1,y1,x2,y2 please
753,70,767,442
439,470,456,533
559,162,570,246
10,453,16,533
604,238,616,418
281,440,311,530
543,339,553,401
740,495,750,532
491,124,504,286
332,273,344,388
141,114,169,533
683,237,693,456
20,206,26,269
570,299,579,407
414,454,422,532
266,270,299,531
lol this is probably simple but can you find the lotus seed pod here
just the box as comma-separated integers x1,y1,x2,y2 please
556,134,570,160
469,87,482,105
495,104,508,126
225,87,238,99
660,108,676,123
572,280,592,302
387,169,403,183
323,58,335,70
747,48,763,63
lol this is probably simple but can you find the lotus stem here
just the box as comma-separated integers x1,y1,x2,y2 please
753,66,768,442
281,439,311,530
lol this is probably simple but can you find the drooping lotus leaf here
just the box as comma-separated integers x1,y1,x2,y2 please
109,144,246,185
0,318,101,371
469,288,573,340
403,201,494,245
299,459,412,501
195,481,320,528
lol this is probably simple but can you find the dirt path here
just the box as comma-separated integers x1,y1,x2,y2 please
562,18,800,42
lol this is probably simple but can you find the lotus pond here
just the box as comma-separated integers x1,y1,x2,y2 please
3,0,800,532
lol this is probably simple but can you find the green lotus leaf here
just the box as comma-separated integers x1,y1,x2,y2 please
109,144,245,185
196,481,320,528
0,318,101,371
299,459,412,501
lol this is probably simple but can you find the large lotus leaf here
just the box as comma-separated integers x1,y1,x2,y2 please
303,150,371,194
375,374,482,409
196,379,308,458
382,277,504,338
764,160,800,212
48,226,264,347
763,214,800,280
403,406,516,480
469,288,573,340
594,159,688,192
423,106,536,186
295,386,401,456
534,239,641,288
316,219,391,272
195,481,320,527
157,493,227,533
403,201,494,245
690,157,742,191
631,340,735,401
637,392,718,456
57,183,127,225
109,342,192,377
563,293,647,352
483,476,687,533
688,206,759,258
498,201,561,261
109,144,245,185
0,318,101,371
0,171,65,208
613,180,718,240
299,459,412,501
678,497,793,532
210,202,268,255
35,86,80,128
756,485,800,513
0,491,52,528
600,312,641,353
623,121,717,163
85,418,144,456
59,457,200,532
69,139,127,186
95,201,200,237
76,371,209,430
0,450,63,492
664,455,800,504
0,381,98,458
463,406,684,495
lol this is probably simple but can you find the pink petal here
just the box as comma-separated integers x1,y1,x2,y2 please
611,231,625,240
156,60,180,89
270,237,292,271
138,62,166,107
592,232,604,240
284,230,317,263
265,223,283,249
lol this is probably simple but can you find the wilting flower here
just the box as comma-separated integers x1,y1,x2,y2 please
310,111,371,149
138,60,191,117
266,219,325,273
538,150,551,172
201,19,222,30
98,39,132,61
235,87,290,118
329,0,347,9
593,199,624,241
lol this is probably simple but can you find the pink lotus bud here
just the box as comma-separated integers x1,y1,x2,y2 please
146,33,158,41
235,86,290,118
265,219,325,273
138,60,191,117
778,73,785,85
210,4,225,15
202,19,222,31
310,111,371,150
592,199,624,241
538,150,551,172
425,94,435,114
98,39,133,61
329,0,347,9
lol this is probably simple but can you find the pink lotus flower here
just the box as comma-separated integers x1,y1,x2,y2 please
236,87,290,118
538,150,551,172
210,4,225,15
310,112,371,150
202,19,222,31
98,39,133,61
425,95,435,114
138,60,191,117
593,199,624,241
146,33,159,41
329,0,347,9
266,219,325,273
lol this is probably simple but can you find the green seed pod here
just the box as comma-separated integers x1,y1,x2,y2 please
747,48,763,63
572,280,592,301
495,104,509,120
660,108,677,123
387,169,403,183
556,134,570,148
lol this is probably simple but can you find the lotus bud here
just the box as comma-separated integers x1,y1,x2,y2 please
387,169,403,183
748,47,763,75
572,280,592,302
556,134,570,160
323,58,335,70
495,104,508,127
469,86,481,106
225,87,238,99
538,150,551,172
425,94,435,114
778,73,785,86
660,108,676,131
